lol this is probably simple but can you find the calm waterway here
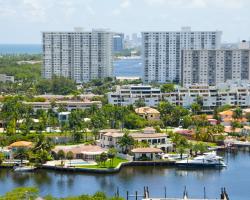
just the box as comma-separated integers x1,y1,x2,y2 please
0,151,250,199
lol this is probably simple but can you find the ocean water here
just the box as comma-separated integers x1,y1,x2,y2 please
114,58,143,78
0,44,42,54
0,44,143,77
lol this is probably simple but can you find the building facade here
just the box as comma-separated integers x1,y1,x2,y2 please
42,29,113,83
182,49,250,86
108,82,250,112
108,85,161,106
113,33,124,53
142,27,222,83
0,74,14,83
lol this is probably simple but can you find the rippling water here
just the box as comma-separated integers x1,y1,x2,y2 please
0,151,250,199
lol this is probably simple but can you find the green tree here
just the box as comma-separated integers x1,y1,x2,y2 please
3,187,39,200
124,113,146,129
191,103,201,115
134,99,146,108
107,148,117,167
118,131,135,153
13,148,29,165
161,83,175,93
0,152,4,165
233,107,243,119
66,151,74,166
57,150,65,160
99,152,108,166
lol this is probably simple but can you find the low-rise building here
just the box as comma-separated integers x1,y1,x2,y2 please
8,141,33,159
24,100,102,112
108,82,250,112
0,74,14,83
135,107,160,121
108,85,161,106
99,127,172,152
131,147,163,161
53,144,107,161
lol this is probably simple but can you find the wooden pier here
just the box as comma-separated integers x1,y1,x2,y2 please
124,187,229,200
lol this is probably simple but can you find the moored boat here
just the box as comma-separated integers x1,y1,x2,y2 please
14,166,36,172
176,151,226,167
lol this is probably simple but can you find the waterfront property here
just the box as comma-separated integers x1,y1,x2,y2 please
99,127,172,152
135,107,160,121
131,147,163,161
52,144,107,161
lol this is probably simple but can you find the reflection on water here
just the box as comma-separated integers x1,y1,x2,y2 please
0,151,250,199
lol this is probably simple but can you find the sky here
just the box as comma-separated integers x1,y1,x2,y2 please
0,0,249,44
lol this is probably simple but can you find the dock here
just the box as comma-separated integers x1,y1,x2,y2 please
124,187,229,200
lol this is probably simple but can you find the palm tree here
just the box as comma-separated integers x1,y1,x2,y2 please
0,153,4,165
66,151,74,167
118,130,135,154
14,148,29,165
177,145,186,159
57,150,65,160
99,152,108,166
107,148,117,167
233,107,243,119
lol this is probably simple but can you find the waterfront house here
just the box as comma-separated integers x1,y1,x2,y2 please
8,141,33,159
53,144,107,161
9,141,33,151
135,107,160,121
131,147,163,161
99,127,172,152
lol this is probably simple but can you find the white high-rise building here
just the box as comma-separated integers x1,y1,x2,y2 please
42,28,113,83
142,27,222,83
182,48,250,86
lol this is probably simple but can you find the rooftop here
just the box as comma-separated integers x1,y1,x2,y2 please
9,141,33,148
135,107,160,114
53,144,106,155
131,148,163,153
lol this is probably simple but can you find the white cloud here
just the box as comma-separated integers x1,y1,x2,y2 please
144,0,247,8
120,0,131,8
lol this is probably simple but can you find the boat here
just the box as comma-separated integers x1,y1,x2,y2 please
176,151,226,167
161,153,188,161
14,166,36,172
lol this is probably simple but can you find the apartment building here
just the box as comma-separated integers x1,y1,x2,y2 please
108,81,250,112
23,100,102,112
42,28,113,83
113,33,124,53
142,27,222,83
182,46,250,86
107,85,161,106
0,74,14,83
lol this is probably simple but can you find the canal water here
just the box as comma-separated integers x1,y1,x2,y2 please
0,151,250,199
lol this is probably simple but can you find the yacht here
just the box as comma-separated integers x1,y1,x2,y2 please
176,151,226,167
14,166,36,172
161,153,188,161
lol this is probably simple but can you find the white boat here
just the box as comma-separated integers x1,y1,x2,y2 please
176,151,226,167
14,166,36,172
161,153,188,161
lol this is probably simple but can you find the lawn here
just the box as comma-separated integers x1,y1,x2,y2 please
76,157,128,169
